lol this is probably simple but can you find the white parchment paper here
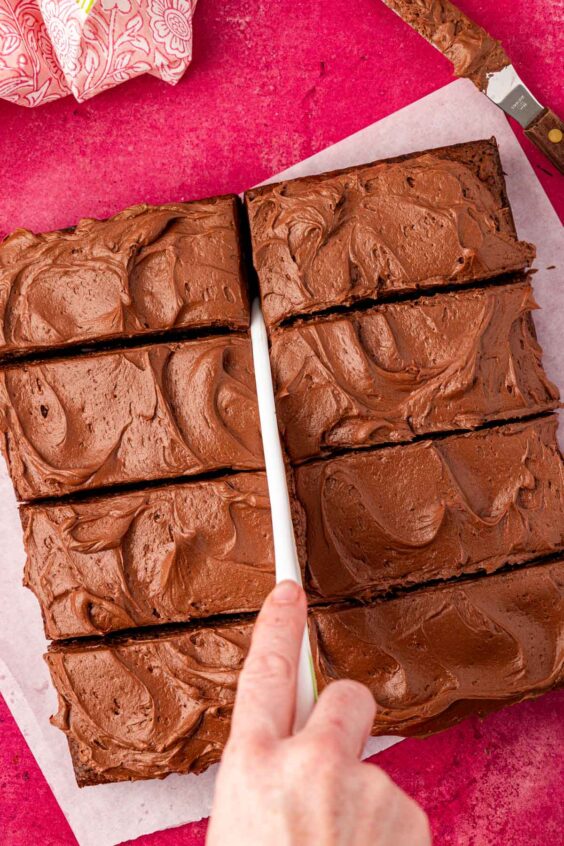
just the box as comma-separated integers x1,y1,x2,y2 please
0,78,562,846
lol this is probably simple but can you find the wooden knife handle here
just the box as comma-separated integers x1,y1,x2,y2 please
524,108,564,173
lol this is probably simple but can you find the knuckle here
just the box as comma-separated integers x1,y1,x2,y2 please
314,729,346,763
327,679,374,710
364,763,393,793
318,713,351,740
294,734,345,777
242,650,293,683
225,733,271,764
245,734,272,762
290,738,324,773
256,607,301,631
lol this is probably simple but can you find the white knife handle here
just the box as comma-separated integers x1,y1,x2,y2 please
250,299,317,731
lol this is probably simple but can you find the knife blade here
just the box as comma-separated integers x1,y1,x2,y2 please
381,0,564,172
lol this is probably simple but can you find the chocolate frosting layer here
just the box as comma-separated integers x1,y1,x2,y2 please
23,473,274,639
48,560,564,785
311,559,564,736
245,140,534,328
0,197,249,358
271,280,559,462
384,0,510,90
295,417,564,602
0,336,263,500
46,621,253,785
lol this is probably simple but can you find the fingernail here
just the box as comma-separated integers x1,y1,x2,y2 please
272,580,300,604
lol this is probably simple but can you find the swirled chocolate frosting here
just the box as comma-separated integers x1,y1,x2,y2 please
0,197,249,359
23,473,275,639
271,280,559,462
0,336,263,500
46,620,253,785
295,417,564,602
245,140,535,328
383,0,510,91
311,559,564,736
46,560,564,785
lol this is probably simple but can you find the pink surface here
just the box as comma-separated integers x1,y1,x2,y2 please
2,691,564,845
0,0,563,844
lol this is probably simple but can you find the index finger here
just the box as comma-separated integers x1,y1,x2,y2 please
231,580,307,743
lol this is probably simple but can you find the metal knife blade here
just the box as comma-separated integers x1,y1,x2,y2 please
485,65,543,129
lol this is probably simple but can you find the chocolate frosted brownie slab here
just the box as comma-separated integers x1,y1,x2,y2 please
295,416,564,602
311,559,564,737
23,472,274,639
46,620,254,786
0,335,263,500
271,280,559,462
245,139,535,329
0,197,249,359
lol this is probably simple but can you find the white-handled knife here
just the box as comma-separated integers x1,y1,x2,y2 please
250,299,317,731
381,0,564,173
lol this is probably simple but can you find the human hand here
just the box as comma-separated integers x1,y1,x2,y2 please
207,580,431,845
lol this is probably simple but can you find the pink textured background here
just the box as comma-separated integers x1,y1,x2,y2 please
0,1,562,844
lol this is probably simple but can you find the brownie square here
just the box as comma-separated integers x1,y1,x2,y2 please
295,416,564,602
23,472,275,639
0,197,249,359
245,139,535,328
45,620,254,786
270,279,559,462
0,335,263,500
311,559,564,737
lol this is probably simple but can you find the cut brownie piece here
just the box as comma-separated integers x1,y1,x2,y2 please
311,559,564,737
294,416,564,602
23,472,274,639
245,139,535,329
0,335,263,500
45,620,254,786
0,197,249,359
271,279,559,462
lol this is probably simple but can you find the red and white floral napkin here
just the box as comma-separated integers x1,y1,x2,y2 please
0,0,197,106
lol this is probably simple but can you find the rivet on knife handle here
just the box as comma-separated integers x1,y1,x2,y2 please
524,108,564,174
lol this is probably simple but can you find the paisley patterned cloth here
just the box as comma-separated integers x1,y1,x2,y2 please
0,0,196,106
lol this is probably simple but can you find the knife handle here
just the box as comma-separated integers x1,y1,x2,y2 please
524,108,564,174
